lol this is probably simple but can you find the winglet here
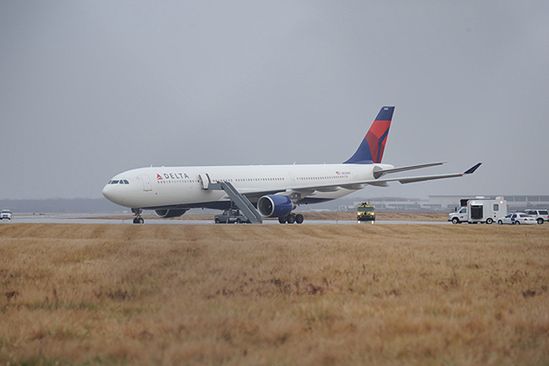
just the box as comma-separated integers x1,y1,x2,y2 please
464,163,482,175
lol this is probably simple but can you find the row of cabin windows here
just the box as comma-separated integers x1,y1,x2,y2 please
158,180,198,184
156,176,347,184
217,177,284,182
157,177,285,184
297,176,345,181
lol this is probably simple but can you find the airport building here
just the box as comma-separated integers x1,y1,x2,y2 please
363,195,549,212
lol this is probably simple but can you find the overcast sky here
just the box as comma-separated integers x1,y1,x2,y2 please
1,0,548,200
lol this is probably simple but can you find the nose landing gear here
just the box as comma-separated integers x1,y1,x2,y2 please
132,208,144,224
278,213,304,224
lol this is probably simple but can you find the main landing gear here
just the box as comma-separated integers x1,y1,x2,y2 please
278,213,304,224
132,208,144,224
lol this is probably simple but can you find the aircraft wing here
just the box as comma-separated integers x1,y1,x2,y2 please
370,173,463,184
238,163,481,202
380,162,481,184
290,163,482,196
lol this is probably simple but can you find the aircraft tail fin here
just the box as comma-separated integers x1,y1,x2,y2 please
344,106,394,164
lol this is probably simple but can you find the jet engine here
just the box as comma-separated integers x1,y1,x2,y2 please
155,209,188,218
257,195,294,218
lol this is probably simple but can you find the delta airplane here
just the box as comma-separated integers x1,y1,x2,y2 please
102,106,481,224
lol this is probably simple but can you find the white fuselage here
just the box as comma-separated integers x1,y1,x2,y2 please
102,163,393,209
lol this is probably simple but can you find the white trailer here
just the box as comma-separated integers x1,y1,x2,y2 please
448,197,507,224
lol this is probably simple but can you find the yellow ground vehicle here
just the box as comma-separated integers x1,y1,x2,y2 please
357,202,375,222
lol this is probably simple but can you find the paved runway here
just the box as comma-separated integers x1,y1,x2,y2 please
2,214,449,225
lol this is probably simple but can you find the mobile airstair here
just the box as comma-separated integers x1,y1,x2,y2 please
206,180,263,224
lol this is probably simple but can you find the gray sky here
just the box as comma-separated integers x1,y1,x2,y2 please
1,0,548,199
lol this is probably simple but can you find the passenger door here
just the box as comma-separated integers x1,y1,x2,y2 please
198,173,211,190
458,207,467,221
141,174,152,192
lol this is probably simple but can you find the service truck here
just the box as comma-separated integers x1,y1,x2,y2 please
357,202,375,223
448,197,507,224
0,210,12,220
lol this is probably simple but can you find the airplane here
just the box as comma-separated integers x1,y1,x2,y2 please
102,106,481,224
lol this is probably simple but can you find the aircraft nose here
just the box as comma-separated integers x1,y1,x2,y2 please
102,184,115,202
102,180,133,207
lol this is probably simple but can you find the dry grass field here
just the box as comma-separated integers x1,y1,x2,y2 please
0,223,548,365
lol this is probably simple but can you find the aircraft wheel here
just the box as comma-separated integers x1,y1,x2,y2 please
295,214,304,224
278,216,287,224
486,218,493,225
287,214,296,224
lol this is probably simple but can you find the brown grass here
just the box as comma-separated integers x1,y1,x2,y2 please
0,223,548,365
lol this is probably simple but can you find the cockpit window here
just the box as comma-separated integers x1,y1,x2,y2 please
111,180,119,184
123,180,129,184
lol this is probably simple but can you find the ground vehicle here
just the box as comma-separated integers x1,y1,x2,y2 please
449,206,468,224
357,202,375,223
448,197,507,224
524,209,548,225
214,209,251,224
0,210,12,220
498,212,537,225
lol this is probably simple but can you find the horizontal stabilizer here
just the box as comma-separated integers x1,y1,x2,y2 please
374,162,445,178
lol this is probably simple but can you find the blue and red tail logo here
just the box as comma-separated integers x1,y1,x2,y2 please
344,106,394,164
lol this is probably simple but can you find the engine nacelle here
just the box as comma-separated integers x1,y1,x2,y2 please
257,195,294,218
155,209,188,218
